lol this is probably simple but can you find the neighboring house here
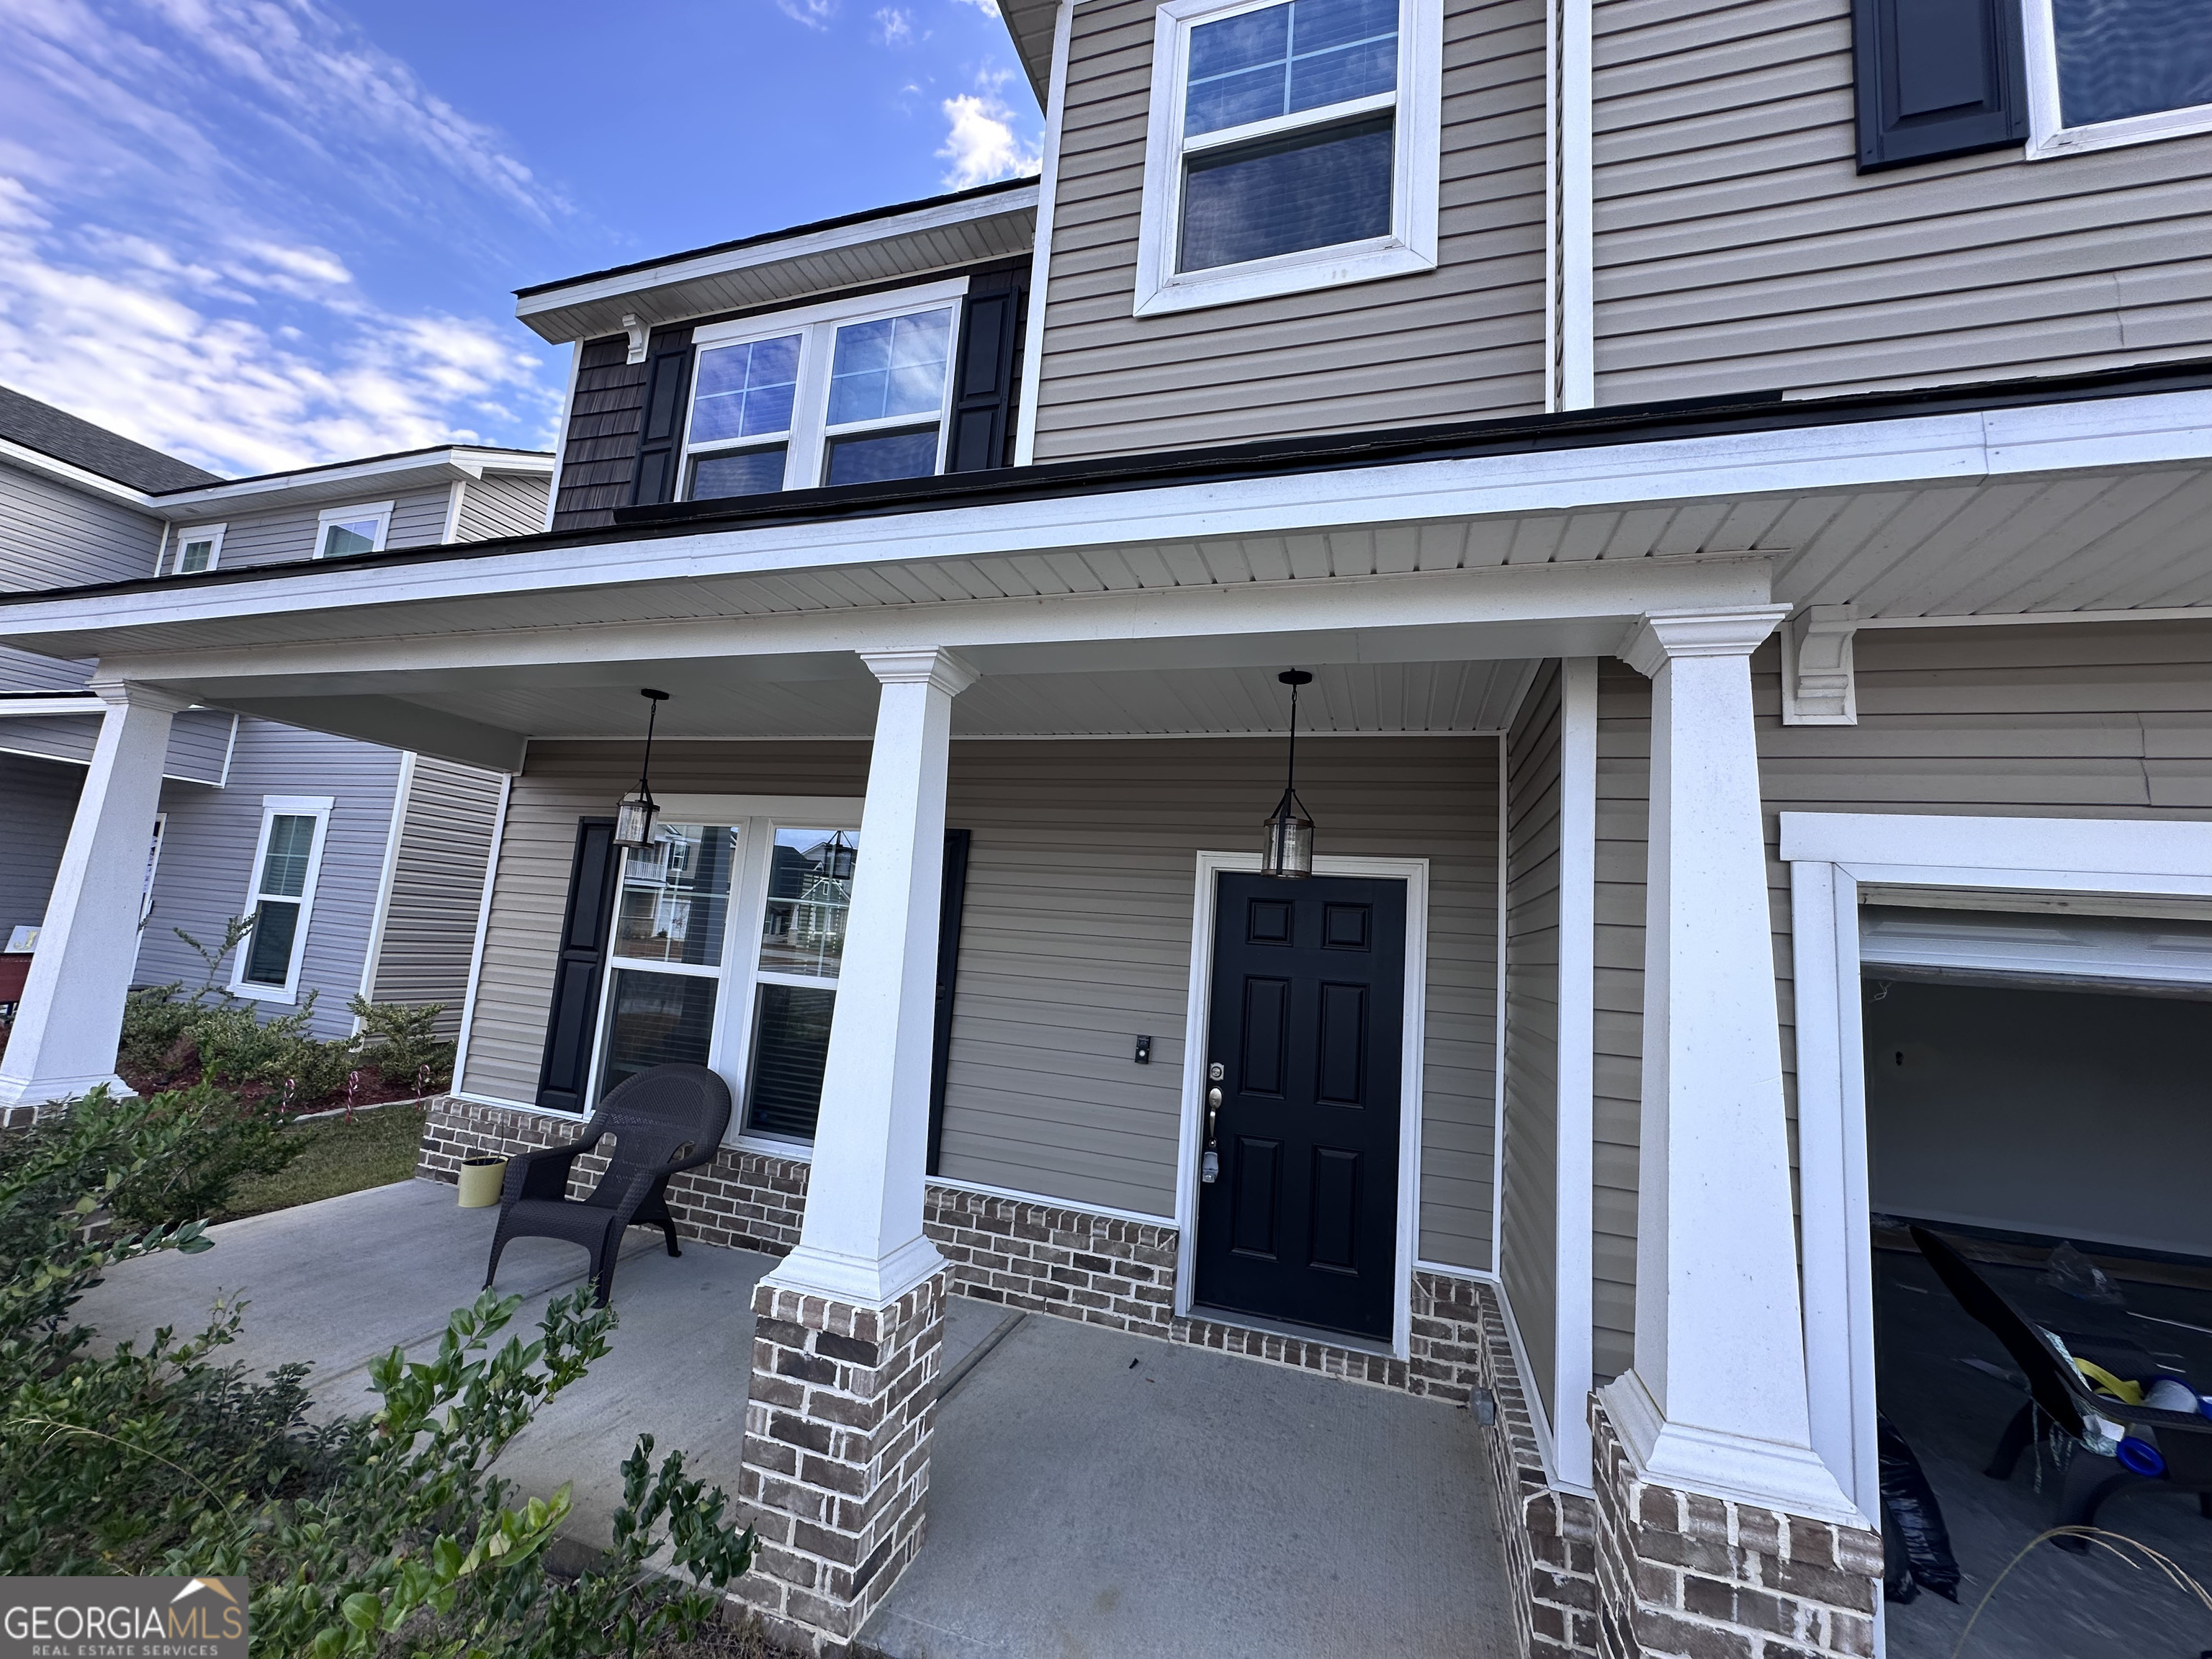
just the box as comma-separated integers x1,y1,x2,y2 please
0,384,547,1040
4,1,2212,1655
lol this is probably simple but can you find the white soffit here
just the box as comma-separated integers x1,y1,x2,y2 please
1860,903,2212,992
515,186,1039,344
148,449,552,521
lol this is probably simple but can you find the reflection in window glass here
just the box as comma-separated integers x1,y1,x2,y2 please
824,429,940,487
243,900,301,986
1181,114,1394,271
689,334,802,444
320,517,381,558
1184,0,1398,137
613,824,736,967
601,968,718,1096
745,982,837,1138
827,310,953,426
691,447,788,500
177,536,217,574
759,829,857,978
259,815,317,897
2052,0,2212,127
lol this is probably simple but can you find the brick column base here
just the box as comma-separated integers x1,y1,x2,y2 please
1590,1401,1879,1659
734,1273,945,1655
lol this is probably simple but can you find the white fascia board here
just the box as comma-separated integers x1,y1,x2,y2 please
515,184,1040,340
0,437,161,510
0,695,105,716
146,449,554,520
6,388,2208,657
1779,811,2212,880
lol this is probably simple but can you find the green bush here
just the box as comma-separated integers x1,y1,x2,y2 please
346,994,457,1091
0,1087,755,1653
99,1082,306,1233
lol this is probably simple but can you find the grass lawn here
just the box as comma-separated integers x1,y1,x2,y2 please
218,1101,431,1223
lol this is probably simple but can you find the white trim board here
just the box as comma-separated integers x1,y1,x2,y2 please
1012,0,1075,468
449,772,513,1095
1781,809,2212,1551
2021,0,2212,158
1174,850,1431,1360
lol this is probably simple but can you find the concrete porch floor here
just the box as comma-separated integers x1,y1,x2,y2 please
76,1179,1517,1657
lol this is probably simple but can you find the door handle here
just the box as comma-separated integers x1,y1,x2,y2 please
1205,1085,1222,1143
1202,1084,1223,1185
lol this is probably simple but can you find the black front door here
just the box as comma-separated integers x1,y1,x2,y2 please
1194,871,1406,1341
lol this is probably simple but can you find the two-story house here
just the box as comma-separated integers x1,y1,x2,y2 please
3,0,2211,1651
0,384,548,1051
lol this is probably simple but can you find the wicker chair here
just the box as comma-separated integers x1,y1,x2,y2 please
484,1064,732,1305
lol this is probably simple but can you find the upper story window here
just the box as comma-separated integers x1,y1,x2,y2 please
680,282,965,503
170,524,224,575
1135,0,1439,316
315,501,394,559
2026,0,2212,154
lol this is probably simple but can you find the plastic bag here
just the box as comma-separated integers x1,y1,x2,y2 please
2041,1241,2124,1305
1879,1414,1961,1604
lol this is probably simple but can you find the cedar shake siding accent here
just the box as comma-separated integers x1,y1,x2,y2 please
1028,0,1549,462
1589,618,2212,1382
551,336,649,531
459,737,1502,1253
1591,0,2212,403
1498,661,1564,1411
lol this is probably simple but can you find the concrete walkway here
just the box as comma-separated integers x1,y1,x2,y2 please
77,1179,1516,1656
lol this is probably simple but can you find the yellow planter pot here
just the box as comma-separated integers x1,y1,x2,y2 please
457,1156,508,1208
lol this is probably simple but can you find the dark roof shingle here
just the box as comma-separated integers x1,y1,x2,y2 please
0,383,222,493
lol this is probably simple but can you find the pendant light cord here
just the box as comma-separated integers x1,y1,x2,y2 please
636,695,660,799
1285,673,1299,802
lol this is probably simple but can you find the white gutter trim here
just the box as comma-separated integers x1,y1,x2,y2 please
1557,0,1593,409
8,390,2203,646
146,449,553,516
0,435,164,508
1013,0,1075,467
516,184,1042,325
0,696,104,716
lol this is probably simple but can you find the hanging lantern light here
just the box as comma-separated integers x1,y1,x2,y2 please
1262,668,1315,878
613,688,670,848
824,830,858,882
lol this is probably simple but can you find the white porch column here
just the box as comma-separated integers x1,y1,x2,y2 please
1599,607,1856,1521
767,646,976,1306
0,681,189,1110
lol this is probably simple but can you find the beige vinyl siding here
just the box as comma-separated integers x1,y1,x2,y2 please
1588,619,2212,1382
176,486,455,574
0,459,165,589
1591,0,2212,404
1029,0,1549,462
463,736,1501,1246
454,472,550,541
1498,662,1563,1407
369,757,507,1033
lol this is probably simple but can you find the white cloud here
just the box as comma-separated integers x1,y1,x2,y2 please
950,0,1002,16
874,6,916,44
0,176,555,477
777,0,837,28
938,89,1042,188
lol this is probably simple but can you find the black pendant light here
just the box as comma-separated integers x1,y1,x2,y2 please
824,830,858,881
1262,669,1315,878
613,688,670,848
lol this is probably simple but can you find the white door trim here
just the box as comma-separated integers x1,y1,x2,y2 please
1175,850,1431,1359
1781,809,2212,1529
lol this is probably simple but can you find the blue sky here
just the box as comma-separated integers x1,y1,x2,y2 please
0,0,1042,477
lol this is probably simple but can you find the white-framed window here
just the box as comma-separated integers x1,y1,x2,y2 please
678,281,968,504
171,525,224,575
2025,0,2212,156
313,501,395,559
141,813,166,925
1133,0,1441,316
583,800,864,1147
231,796,333,1002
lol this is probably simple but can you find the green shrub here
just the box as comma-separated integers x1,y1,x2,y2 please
0,1087,755,1653
99,1082,306,1233
117,983,205,1076
346,994,457,1091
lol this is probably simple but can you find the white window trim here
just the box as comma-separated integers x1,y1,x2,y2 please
680,279,971,502
1174,850,1429,1361
230,794,335,1004
1133,0,1442,317
313,500,395,559
171,524,225,576
2022,0,2212,158
1781,809,2212,1557
580,793,866,1153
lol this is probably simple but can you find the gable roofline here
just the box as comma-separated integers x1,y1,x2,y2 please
6,355,2208,608
0,383,220,493
512,178,1039,345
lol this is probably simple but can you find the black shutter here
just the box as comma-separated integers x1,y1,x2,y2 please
536,817,621,1113
1853,0,2026,172
945,274,1025,473
628,325,696,506
926,828,973,1176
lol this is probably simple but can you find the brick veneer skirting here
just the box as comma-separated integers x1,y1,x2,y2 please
1589,1401,1879,1659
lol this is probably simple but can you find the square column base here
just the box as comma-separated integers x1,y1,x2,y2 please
1590,1400,1879,1659
734,1272,945,1655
